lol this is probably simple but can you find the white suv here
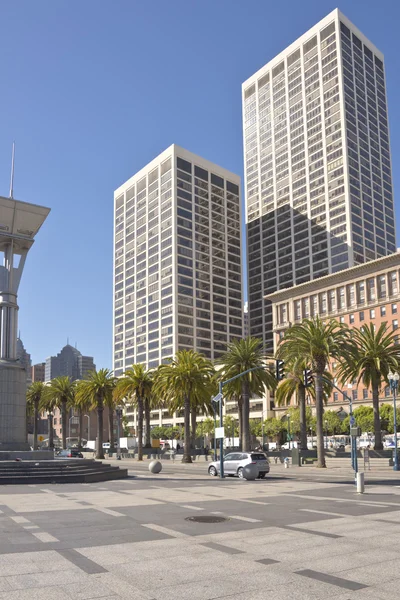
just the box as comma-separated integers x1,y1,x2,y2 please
208,452,270,479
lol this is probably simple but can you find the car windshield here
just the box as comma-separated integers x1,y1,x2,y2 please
251,454,266,461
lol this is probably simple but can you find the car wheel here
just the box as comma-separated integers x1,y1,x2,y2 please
237,467,244,479
208,466,217,477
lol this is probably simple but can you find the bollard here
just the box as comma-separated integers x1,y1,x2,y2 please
356,471,364,493
284,457,289,469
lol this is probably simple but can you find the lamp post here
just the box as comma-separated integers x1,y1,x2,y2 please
116,405,123,460
310,426,313,448
388,371,399,471
47,412,54,450
325,419,328,450
83,414,90,443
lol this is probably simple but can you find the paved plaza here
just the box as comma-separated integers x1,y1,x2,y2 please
1,463,400,599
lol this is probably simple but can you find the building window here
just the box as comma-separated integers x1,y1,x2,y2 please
390,272,398,295
349,314,355,324
303,297,310,318
329,289,336,312
352,390,358,401
369,309,375,319
359,311,364,322
294,300,301,320
340,316,345,323
348,284,355,306
394,335,399,345
363,389,368,399
393,320,398,331
381,306,386,317
378,275,387,298
338,286,345,309
320,292,327,314
333,392,338,402
385,386,391,397
392,304,398,314
367,278,376,301
311,295,318,316
357,281,365,304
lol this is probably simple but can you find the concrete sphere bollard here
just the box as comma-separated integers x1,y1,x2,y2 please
242,464,259,480
149,460,162,474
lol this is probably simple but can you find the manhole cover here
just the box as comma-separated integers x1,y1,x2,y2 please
185,516,229,523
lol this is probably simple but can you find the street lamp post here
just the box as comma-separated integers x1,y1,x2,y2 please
388,371,399,471
325,420,328,450
310,426,313,448
83,414,90,443
116,406,123,460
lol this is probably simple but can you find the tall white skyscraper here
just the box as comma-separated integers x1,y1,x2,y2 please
242,9,395,351
113,145,243,429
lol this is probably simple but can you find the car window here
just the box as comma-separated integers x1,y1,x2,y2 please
224,454,234,461
251,453,267,461
229,453,242,460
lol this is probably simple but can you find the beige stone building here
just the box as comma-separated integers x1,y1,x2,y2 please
266,252,400,416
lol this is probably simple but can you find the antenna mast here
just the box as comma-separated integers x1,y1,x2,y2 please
9,142,15,199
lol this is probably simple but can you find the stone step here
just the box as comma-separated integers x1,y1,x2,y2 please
0,459,128,484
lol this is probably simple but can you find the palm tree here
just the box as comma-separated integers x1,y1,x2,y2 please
26,381,46,450
76,369,116,459
46,376,75,450
275,357,333,451
40,386,57,450
153,350,215,463
216,338,276,452
337,323,400,451
274,358,308,451
114,364,153,461
279,317,347,467
74,380,92,450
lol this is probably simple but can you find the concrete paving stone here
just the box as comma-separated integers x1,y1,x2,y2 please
333,559,400,585
57,549,107,574
93,573,157,600
0,588,72,600
5,569,88,590
148,576,265,600
0,562,40,576
299,548,400,575
0,579,12,592
296,569,367,591
60,580,117,600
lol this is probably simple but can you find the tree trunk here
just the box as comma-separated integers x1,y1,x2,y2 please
315,372,326,468
298,385,307,451
61,400,67,450
109,408,114,448
96,395,105,459
48,413,54,450
137,397,144,461
182,395,192,463
372,381,383,450
33,399,39,450
242,381,250,452
144,397,151,447
78,408,83,451
237,395,243,450
191,404,197,449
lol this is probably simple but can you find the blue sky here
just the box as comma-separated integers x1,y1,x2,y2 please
0,0,399,369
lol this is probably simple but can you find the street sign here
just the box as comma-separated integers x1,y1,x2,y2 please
215,427,225,439
350,415,355,426
212,393,222,404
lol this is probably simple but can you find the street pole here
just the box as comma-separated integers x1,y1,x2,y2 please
219,381,224,479
288,416,291,450
389,371,399,471
116,406,122,460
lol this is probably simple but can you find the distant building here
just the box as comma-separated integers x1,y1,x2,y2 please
32,363,45,382
16,337,32,388
45,344,95,382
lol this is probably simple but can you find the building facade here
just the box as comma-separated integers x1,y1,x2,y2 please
267,252,400,414
31,363,46,382
16,337,32,388
113,144,243,429
45,344,95,382
243,8,395,353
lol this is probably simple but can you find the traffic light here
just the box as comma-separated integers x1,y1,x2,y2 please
275,359,285,381
303,368,313,388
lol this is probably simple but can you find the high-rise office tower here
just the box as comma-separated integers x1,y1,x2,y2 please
113,144,243,388
45,344,95,382
242,9,395,351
